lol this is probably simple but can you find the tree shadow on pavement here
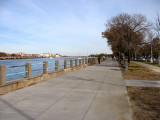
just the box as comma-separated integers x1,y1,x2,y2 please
61,76,124,87
0,98,34,120
93,64,119,68
110,68,121,71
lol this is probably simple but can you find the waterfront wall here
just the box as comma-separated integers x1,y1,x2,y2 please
0,58,98,95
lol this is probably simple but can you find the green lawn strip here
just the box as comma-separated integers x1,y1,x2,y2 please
128,62,152,72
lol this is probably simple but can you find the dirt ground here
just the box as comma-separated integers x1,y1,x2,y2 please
127,87,160,120
121,62,160,81
121,62,160,119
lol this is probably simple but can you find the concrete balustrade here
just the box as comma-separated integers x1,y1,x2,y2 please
0,58,99,95
93,58,95,64
86,57,88,64
94,58,97,64
64,60,68,69
0,65,6,85
25,63,32,78
70,60,73,68
75,59,78,66
79,59,82,66
83,59,85,65
43,61,48,74
55,60,59,71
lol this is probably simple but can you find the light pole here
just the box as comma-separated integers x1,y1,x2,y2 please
150,41,153,63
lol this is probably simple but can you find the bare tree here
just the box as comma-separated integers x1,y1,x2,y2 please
147,31,155,63
103,13,152,63
155,13,160,38
154,13,160,64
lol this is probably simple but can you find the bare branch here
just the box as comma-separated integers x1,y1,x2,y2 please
102,13,151,63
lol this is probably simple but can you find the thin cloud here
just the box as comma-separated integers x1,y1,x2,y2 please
0,0,159,55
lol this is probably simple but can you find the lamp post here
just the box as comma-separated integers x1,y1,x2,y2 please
150,41,153,63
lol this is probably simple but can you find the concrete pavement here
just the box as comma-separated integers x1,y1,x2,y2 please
0,60,132,120
125,80,160,87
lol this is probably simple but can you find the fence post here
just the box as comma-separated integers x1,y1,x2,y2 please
75,59,78,67
25,63,32,78
0,65,6,85
88,58,90,64
100,56,103,62
86,57,88,64
64,60,68,69
83,59,85,65
96,58,98,63
94,58,96,64
55,60,59,71
79,59,82,66
43,61,48,74
70,60,73,68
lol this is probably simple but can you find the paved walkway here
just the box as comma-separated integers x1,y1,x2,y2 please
133,61,160,72
0,60,132,120
125,80,160,87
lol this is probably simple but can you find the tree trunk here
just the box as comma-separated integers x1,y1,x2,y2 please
135,52,137,60
128,49,130,63
158,46,160,65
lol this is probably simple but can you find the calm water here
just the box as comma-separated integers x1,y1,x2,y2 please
0,57,85,81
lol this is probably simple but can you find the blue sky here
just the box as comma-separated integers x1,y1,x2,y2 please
0,0,160,56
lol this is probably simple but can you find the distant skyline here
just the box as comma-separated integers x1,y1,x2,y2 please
0,0,160,56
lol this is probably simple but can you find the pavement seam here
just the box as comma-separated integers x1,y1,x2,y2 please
81,65,108,120
0,60,133,120
114,61,133,120
125,80,160,87
34,72,87,120
0,81,61,109
0,82,61,120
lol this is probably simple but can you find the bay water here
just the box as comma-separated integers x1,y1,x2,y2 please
0,57,85,81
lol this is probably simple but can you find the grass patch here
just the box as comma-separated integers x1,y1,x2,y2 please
127,87,160,120
131,96,136,101
121,62,160,81
129,69,134,72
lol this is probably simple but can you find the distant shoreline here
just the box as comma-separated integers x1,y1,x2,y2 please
0,57,47,60
0,56,85,60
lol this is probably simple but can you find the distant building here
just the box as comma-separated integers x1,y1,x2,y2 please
25,54,32,57
32,54,41,57
19,52,25,57
55,54,62,58
41,53,53,58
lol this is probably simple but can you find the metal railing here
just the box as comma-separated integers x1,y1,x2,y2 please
6,65,27,77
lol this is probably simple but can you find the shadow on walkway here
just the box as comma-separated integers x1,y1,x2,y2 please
110,68,121,71
0,98,34,120
93,64,119,68
61,75,124,87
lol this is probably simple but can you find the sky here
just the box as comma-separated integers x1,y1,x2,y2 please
0,0,160,56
